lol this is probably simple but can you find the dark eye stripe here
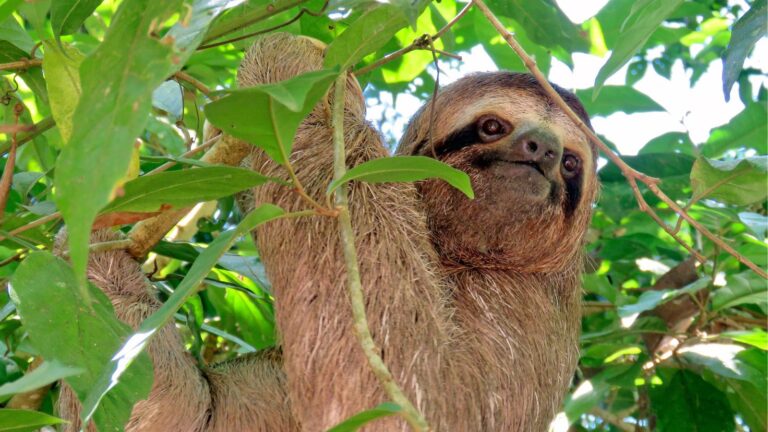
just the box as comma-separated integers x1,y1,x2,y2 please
433,123,480,157
563,173,582,217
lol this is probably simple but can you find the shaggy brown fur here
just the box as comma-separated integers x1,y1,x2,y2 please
58,33,597,431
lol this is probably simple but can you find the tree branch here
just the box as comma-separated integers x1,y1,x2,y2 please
354,2,472,76
201,0,309,45
173,71,211,96
0,58,41,71
473,0,767,279
197,0,328,50
0,116,55,156
331,72,429,431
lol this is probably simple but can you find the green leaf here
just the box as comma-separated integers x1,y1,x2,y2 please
0,0,24,24
204,68,339,164
593,0,685,97
42,41,84,144
324,4,408,69
0,17,36,52
102,166,273,213
617,278,710,318
81,204,285,425
326,156,474,198
599,153,694,183
701,102,768,157
0,41,47,105
739,212,768,239
10,252,153,432
575,86,664,116
0,360,83,400
721,329,768,350
152,80,183,121
678,343,763,383
487,0,587,54
54,0,216,288
650,370,735,432
711,272,768,311
51,0,103,36
690,156,768,205
724,376,767,432
722,0,767,100
0,409,66,432
638,132,695,156
327,402,402,432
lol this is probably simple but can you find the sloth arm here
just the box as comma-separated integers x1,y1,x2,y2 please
241,34,455,431
56,229,297,432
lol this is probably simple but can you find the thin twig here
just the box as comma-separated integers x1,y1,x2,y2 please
0,104,23,221
173,71,211,96
0,58,42,71
201,0,309,45
58,239,134,258
146,134,221,175
197,0,329,50
0,116,56,156
0,212,60,243
0,124,35,134
627,178,706,263
671,171,742,234
331,72,430,431
473,0,767,279
354,2,472,76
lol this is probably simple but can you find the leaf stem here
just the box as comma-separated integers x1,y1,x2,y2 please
330,72,430,431
473,0,767,279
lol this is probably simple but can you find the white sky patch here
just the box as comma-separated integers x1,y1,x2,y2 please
556,0,610,24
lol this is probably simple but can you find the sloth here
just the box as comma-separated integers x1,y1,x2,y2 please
58,33,597,431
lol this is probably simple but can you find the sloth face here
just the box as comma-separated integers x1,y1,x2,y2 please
398,72,598,271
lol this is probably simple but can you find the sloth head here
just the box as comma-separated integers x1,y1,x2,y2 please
398,72,598,272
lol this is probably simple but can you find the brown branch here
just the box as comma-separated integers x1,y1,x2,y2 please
0,104,23,221
473,0,767,279
0,124,35,134
0,116,56,156
0,212,61,243
354,2,473,76
627,178,706,263
146,133,221,175
0,58,42,71
128,133,254,257
201,0,309,45
722,315,768,329
173,71,211,96
672,171,742,234
197,0,328,50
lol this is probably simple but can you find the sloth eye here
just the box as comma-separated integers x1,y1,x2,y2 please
477,116,509,143
561,153,581,177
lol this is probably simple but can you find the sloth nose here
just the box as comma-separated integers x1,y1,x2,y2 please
511,127,562,176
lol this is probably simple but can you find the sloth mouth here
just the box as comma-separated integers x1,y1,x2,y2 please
495,159,547,178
